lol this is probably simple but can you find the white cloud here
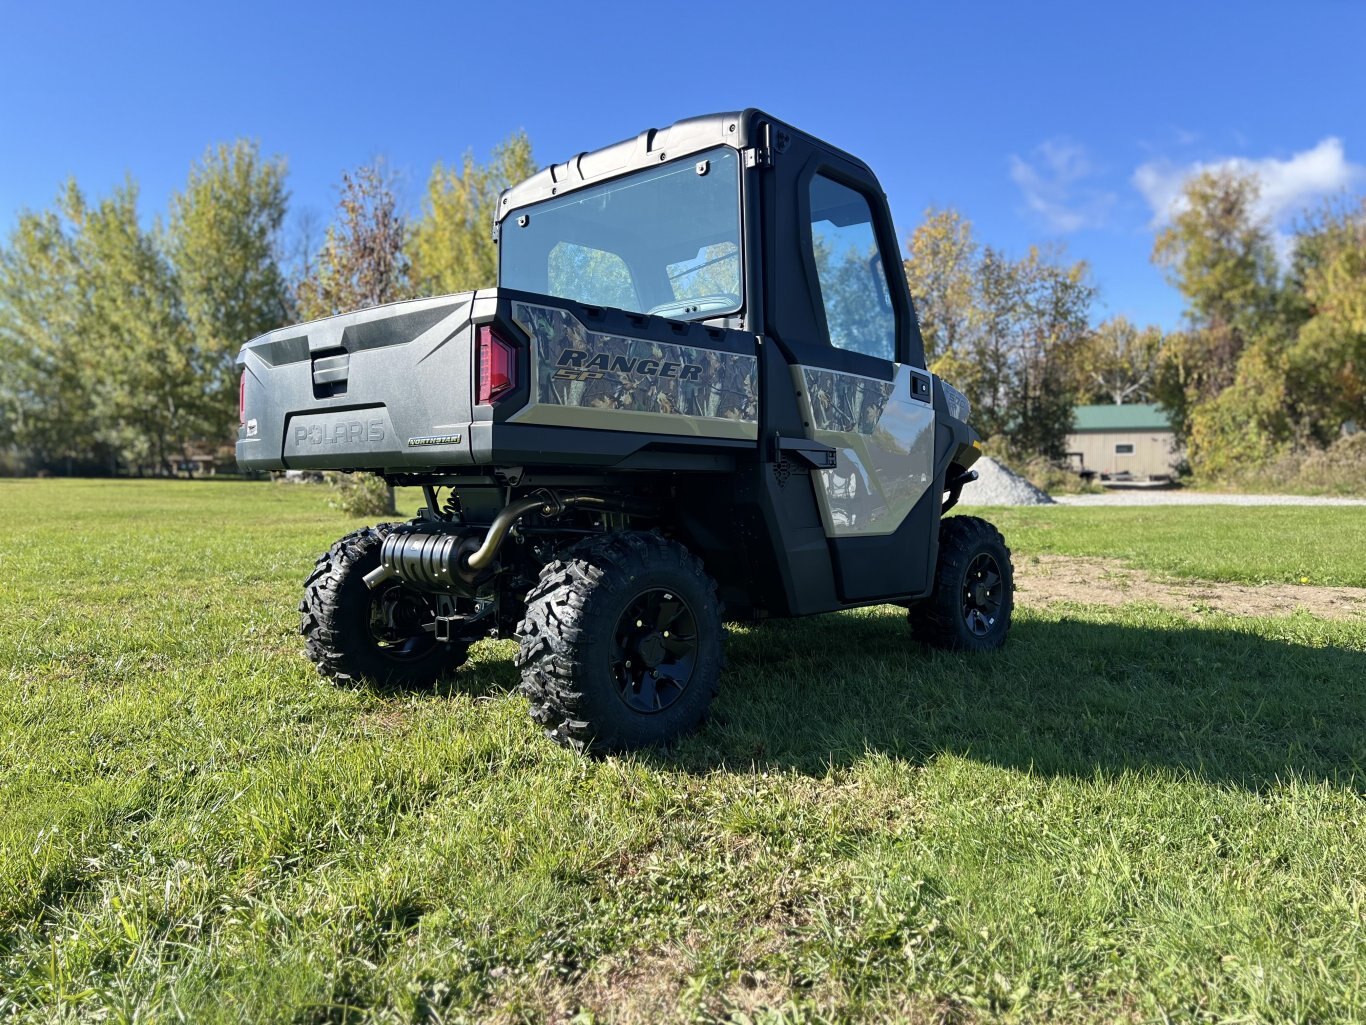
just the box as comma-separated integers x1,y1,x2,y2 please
1009,139,1117,232
1133,137,1363,230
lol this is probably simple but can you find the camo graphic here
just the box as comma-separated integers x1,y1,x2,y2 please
800,368,895,436
513,303,757,423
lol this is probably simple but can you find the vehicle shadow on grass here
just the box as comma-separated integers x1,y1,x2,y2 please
655,610,1366,791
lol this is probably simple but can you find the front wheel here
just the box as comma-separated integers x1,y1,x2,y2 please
515,532,723,753
299,524,469,686
909,515,1013,651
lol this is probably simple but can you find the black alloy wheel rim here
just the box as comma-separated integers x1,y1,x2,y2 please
961,552,1004,637
611,588,699,714
368,584,438,661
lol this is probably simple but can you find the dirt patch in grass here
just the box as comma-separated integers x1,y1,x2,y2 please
477,938,790,1025
478,946,962,1025
1017,554,1366,620
357,704,411,733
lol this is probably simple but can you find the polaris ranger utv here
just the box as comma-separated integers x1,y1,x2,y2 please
237,110,1012,751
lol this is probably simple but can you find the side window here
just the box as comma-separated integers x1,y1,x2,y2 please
808,175,897,361
547,242,637,310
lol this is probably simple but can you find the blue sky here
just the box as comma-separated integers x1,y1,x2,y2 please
2,0,1363,330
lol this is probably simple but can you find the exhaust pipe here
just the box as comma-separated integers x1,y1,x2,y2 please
462,495,562,572
363,490,654,590
463,492,655,572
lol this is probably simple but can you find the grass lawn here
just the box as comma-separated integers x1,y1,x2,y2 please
1,479,1364,1023
981,504,1366,588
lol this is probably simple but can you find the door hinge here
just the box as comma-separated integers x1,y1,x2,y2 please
744,122,775,169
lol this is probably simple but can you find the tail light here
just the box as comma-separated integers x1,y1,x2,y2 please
239,371,247,424
477,325,517,404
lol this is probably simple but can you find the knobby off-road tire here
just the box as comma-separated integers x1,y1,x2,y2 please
516,532,724,753
300,524,469,687
909,515,1014,652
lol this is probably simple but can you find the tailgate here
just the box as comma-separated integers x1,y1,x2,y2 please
236,293,477,472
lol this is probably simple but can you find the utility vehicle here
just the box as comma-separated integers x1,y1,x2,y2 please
237,110,1012,751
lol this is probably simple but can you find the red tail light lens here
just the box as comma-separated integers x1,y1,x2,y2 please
239,371,247,424
477,326,516,404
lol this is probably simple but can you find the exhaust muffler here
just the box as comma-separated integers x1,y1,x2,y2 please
362,490,652,592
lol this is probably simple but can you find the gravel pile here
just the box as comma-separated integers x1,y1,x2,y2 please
958,456,1055,506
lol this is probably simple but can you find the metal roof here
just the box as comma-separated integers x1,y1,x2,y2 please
1071,403,1173,432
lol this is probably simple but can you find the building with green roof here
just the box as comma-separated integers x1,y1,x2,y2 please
1066,403,1180,481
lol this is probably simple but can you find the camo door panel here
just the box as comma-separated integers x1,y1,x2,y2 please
509,302,758,441
793,365,935,537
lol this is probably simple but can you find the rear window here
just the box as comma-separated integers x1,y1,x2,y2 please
500,147,742,321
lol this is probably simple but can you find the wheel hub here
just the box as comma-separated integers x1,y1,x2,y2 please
637,632,666,668
961,553,1004,638
612,589,699,714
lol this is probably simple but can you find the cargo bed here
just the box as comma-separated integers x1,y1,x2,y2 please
236,289,760,475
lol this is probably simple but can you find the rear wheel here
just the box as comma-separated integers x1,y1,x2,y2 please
516,532,723,752
909,515,1013,651
300,524,470,686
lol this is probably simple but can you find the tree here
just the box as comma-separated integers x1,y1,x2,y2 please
1152,168,1277,397
1076,316,1163,405
166,140,290,443
296,161,411,512
959,245,1018,441
904,207,977,370
1153,168,1278,332
1150,170,1366,479
296,162,408,320
408,132,536,296
901,209,1096,459
0,199,105,472
1150,329,1206,443
1184,338,1290,478
1282,198,1366,442
1,146,290,476
67,180,202,473
1007,247,1096,458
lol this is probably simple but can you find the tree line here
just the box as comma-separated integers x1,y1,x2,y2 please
0,135,534,475
1,133,1361,480
908,175,1366,478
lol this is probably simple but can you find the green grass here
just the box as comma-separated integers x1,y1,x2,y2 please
982,504,1366,587
1,479,1364,1023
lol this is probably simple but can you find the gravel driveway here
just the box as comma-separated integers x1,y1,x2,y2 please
1053,492,1366,507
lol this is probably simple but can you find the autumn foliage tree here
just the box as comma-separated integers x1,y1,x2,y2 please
295,163,408,320
1075,317,1163,406
1152,169,1365,479
904,208,1095,459
408,132,536,296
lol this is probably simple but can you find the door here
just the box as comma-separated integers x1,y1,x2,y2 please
787,167,938,602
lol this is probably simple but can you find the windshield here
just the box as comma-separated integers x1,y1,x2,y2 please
499,147,742,321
